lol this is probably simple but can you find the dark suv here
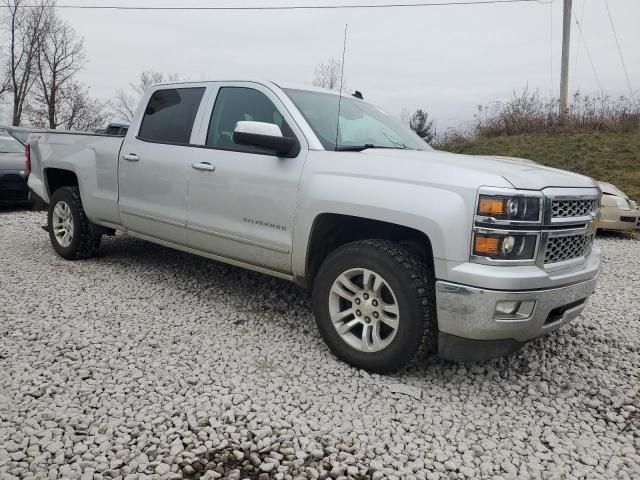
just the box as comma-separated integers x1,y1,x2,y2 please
0,132,30,205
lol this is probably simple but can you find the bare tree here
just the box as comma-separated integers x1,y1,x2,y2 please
0,75,9,101
1,0,53,126
0,9,11,103
28,81,108,131
32,16,85,129
312,58,345,92
399,108,411,125
111,70,179,123
60,83,109,131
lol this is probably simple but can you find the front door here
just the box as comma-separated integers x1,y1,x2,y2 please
186,84,307,274
118,86,206,245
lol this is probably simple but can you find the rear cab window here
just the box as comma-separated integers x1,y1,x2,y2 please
138,87,206,145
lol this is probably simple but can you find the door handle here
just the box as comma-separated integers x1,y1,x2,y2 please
192,162,215,172
123,153,139,162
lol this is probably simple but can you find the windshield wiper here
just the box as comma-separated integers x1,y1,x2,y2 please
336,144,410,152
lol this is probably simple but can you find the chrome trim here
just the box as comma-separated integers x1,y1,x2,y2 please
187,224,290,254
542,187,600,226
121,209,291,254
548,214,595,225
120,209,184,228
474,215,543,227
126,230,294,281
494,300,536,321
474,226,546,235
543,187,600,198
435,277,599,342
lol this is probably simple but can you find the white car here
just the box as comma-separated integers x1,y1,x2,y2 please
598,182,639,232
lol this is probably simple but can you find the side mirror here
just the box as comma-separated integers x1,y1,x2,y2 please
232,121,300,158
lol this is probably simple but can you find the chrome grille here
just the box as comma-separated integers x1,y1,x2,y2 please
551,199,598,218
545,233,594,264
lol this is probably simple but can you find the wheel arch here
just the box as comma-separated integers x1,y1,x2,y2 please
44,168,79,198
303,213,435,287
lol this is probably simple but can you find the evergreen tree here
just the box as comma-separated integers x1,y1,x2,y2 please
409,109,435,143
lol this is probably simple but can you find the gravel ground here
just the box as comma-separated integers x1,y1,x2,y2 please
1,209,639,480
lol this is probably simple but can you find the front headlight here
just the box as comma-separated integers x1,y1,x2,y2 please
613,196,630,210
477,194,541,222
473,232,538,261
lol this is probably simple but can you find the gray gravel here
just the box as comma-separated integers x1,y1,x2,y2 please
1,209,639,480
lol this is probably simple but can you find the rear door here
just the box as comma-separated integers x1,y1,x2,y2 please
118,86,206,245
186,82,308,274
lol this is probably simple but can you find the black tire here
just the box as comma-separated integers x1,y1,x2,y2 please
47,187,101,260
312,239,436,373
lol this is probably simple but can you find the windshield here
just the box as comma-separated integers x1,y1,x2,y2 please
0,135,23,154
284,89,432,152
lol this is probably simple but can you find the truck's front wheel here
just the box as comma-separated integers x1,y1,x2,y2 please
48,187,101,260
312,240,435,373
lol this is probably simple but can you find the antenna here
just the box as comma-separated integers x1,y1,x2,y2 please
334,24,348,151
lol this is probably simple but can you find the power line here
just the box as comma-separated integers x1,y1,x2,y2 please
603,0,633,98
0,0,552,11
571,4,602,93
572,0,585,76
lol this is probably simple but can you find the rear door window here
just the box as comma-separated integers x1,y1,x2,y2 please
138,87,205,144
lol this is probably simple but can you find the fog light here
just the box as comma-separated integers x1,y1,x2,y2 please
495,300,521,315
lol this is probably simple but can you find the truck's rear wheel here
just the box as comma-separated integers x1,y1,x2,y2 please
48,187,101,260
312,239,435,373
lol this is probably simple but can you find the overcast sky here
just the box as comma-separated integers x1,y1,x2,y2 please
4,0,640,130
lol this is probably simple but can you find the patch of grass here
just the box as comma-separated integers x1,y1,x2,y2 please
437,131,640,201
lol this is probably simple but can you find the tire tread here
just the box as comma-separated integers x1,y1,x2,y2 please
49,187,101,260
313,239,436,373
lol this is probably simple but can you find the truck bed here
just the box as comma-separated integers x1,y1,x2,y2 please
28,131,126,228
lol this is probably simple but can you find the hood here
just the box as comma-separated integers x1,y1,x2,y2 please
471,154,597,190
597,181,629,199
0,152,26,171
478,155,539,166
360,149,597,191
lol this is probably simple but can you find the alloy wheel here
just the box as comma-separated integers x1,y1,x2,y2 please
328,268,400,352
52,201,74,248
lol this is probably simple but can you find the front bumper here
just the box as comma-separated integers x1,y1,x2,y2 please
0,170,30,205
598,210,640,232
436,275,599,362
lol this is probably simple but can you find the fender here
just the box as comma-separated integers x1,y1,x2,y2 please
291,150,515,280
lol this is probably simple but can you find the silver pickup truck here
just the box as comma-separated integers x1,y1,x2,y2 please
27,80,602,372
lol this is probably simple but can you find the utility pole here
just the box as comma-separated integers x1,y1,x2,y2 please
559,0,572,117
